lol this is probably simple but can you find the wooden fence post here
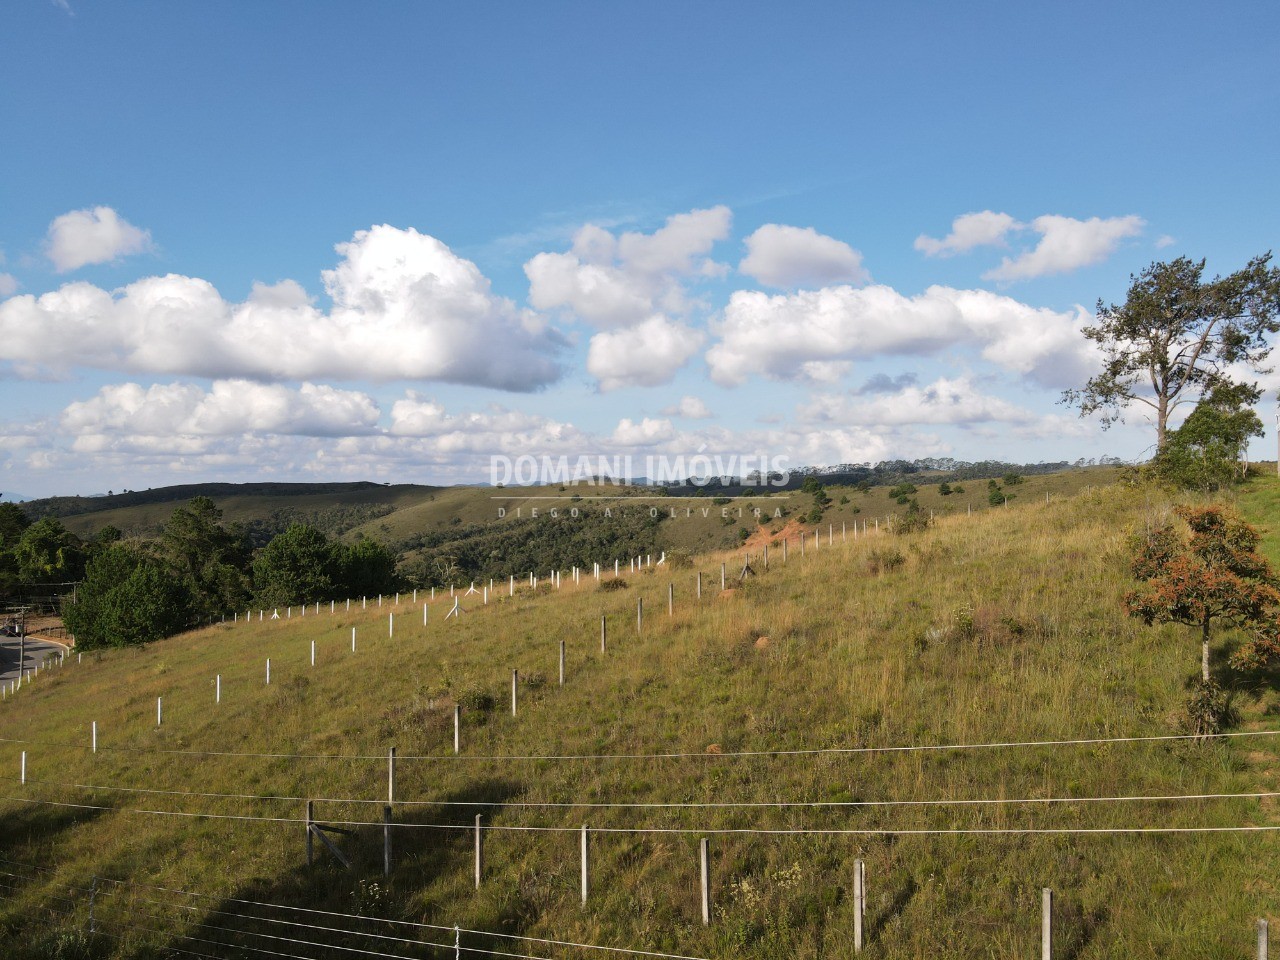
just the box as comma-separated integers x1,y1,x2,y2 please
700,837,711,926
511,669,518,717
559,640,565,686
721,563,726,590
637,597,643,634
388,747,396,804
697,571,702,599
854,859,865,952
383,805,392,877
454,705,461,754
601,614,607,654
306,800,314,866
1259,918,1269,960
763,544,768,571
216,674,221,703
474,814,483,888
156,697,162,727
1042,888,1053,960
668,583,674,616
580,824,590,905
91,721,96,754
311,640,315,667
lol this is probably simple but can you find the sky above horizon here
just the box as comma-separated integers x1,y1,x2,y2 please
2,1,1278,498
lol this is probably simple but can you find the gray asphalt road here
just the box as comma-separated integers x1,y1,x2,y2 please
0,637,68,684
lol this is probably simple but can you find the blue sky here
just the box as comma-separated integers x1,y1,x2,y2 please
1,1,1277,497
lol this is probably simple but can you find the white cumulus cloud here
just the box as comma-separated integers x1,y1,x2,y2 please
982,214,1145,282
525,206,731,327
799,376,1036,427
739,224,869,288
586,315,705,392
706,284,1095,389
611,417,675,446
0,225,564,390
661,395,713,419
0,274,17,297
45,206,153,273
61,380,381,442
915,211,1020,257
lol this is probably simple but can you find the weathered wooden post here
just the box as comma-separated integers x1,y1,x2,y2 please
306,800,314,866
637,597,643,634
474,814,483,888
697,571,702,599
580,824,590,905
721,563,726,589
389,612,394,638
92,721,97,754
700,838,711,926
783,537,788,562
383,805,392,877
668,583,674,616
311,640,316,667
216,674,221,703
600,614,607,654
559,640,565,686
20,750,25,784
266,658,271,685
388,747,396,804
453,705,461,754
854,859,865,952
511,669,518,717
763,544,768,571
352,627,357,652
156,697,162,727
1259,919,1269,960
1042,888,1053,960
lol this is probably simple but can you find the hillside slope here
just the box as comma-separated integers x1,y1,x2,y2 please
3,475,1279,959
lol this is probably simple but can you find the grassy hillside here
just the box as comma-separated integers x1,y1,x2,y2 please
4,471,1277,959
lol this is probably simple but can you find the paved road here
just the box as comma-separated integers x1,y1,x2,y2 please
0,637,68,684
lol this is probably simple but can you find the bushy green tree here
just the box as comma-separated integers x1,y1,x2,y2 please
252,524,341,606
339,537,402,597
161,497,250,618
1154,381,1263,491
13,517,85,585
65,543,191,649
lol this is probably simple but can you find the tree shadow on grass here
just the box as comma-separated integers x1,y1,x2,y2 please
118,777,533,959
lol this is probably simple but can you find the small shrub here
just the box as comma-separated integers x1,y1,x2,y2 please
666,548,694,569
457,687,497,712
352,879,387,915
865,548,905,575
1183,679,1236,737
1003,472,1024,485
938,481,952,496
738,527,751,541
888,482,917,499
951,604,975,641
989,489,1007,506
599,577,629,591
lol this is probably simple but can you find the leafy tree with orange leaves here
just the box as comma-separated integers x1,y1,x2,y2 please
1125,505,1280,683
